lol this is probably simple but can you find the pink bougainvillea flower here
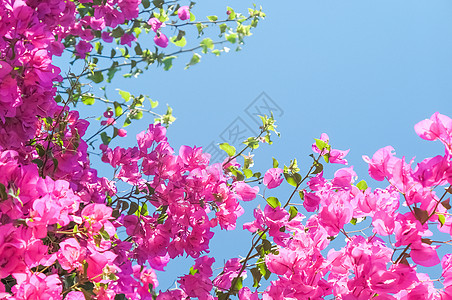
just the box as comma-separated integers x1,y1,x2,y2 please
75,40,93,59
66,291,85,300
177,6,190,21
57,238,85,271
147,17,164,32
233,181,259,201
263,168,283,189
154,33,169,48
363,146,398,181
117,129,127,137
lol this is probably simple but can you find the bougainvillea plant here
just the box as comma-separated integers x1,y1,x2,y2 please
0,0,452,299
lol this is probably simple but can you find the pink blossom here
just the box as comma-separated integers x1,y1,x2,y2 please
75,40,93,58
177,6,190,21
120,33,136,47
263,168,283,189
57,238,85,271
233,181,259,201
148,17,164,32
117,128,127,137
154,33,169,48
66,291,85,300
363,146,398,181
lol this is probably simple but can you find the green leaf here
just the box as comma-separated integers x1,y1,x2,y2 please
219,24,227,35
250,267,262,288
441,199,451,210
314,138,326,151
350,218,357,225
162,56,176,71
106,62,119,83
200,38,214,53
219,142,236,157
289,206,298,221
100,228,110,240
114,101,123,117
130,110,143,120
207,15,218,22
356,180,368,191
272,157,279,168
439,214,446,227
0,183,7,200
244,137,259,149
311,161,323,174
196,23,208,35
284,173,301,187
128,202,139,215
88,71,104,84
413,207,429,224
141,203,148,216
170,36,187,47
226,33,237,44
31,158,43,168
189,12,195,22
123,117,132,127
243,168,253,179
152,0,163,8
149,98,158,108
266,197,281,208
111,26,125,38
227,6,236,20
134,43,143,55
117,89,131,102
142,0,150,8
185,53,201,69
100,132,111,145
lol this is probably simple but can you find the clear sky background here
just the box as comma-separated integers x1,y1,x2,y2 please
73,0,452,294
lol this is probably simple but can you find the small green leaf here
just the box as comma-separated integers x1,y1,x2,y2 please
189,12,195,22
314,138,326,151
117,89,131,102
219,142,236,157
142,0,150,8
88,71,104,84
128,202,139,215
413,207,429,224
244,137,259,149
200,38,214,53
438,214,446,227
227,6,236,19
289,206,298,221
207,15,218,22
100,228,110,240
162,56,176,71
356,180,368,191
31,158,43,168
81,94,95,105
219,24,228,35
152,0,163,8
0,183,7,200
350,218,357,225
114,101,123,117
243,168,253,179
226,33,237,44
250,267,262,288
170,36,187,47
266,197,281,208
100,132,111,145
185,53,201,69
272,157,279,168
149,98,158,108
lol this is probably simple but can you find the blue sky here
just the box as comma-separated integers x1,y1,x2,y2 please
74,0,452,294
